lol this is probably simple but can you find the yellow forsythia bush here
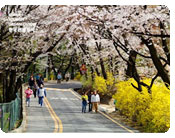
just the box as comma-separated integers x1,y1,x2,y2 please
93,74,107,95
113,78,170,132
74,72,82,81
93,72,115,96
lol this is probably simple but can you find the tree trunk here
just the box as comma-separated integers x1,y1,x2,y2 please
5,70,16,102
15,77,22,95
100,58,107,79
50,55,57,79
0,73,4,102
76,63,82,75
126,50,142,91
141,37,170,86
63,57,73,79
160,22,170,64
95,67,100,76
90,66,94,81
71,65,75,79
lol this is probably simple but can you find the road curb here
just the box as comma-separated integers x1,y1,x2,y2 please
10,84,27,133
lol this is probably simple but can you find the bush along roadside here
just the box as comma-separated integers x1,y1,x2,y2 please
113,78,170,132
79,72,170,132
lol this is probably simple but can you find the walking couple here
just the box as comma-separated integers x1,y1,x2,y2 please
25,83,46,107
81,90,100,113
28,75,44,98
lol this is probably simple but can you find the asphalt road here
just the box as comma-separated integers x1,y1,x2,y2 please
25,81,137,133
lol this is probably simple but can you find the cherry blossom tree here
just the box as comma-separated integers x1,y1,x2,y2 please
0,5,170,102
73,5,170,92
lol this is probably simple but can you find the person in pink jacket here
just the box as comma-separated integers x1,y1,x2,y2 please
25,86,33,107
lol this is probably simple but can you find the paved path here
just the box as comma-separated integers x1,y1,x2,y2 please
25,81,139,133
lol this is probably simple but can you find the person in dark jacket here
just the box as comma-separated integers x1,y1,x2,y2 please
28,75,35,89
36,74,44,87
33,80,38,98
88,91,93,112
36,74,40,86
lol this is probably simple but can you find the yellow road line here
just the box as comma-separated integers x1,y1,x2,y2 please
69,89,81,99
69,89,134,133
44,98,59,133
98,111,134,133
44,97,63,133
45,88,69,91
45,97,63,133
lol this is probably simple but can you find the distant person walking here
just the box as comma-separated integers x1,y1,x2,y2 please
25,87,33,107
28,75,37,98
65,72,70,82
81,92,88,113
37,84,47,107
88,91,93,112
28,75,35,90
40,74,44,85
36,74,40,85
57,72,62,83
33,80,38,98
36,74,44,87
91,90,100,113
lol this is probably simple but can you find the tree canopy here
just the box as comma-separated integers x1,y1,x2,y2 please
0,5,170,101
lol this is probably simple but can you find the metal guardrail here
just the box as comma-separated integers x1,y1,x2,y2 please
0,93,21,132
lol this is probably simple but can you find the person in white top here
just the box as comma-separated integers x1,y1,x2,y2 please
91,90,100,113
65,72,70,82
37,84,47,107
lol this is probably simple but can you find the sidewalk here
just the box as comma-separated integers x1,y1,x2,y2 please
99,104,115,113
24,96,55,133
11,84,54,133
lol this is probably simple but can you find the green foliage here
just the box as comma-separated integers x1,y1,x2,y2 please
80,75,93,88
3,113,10,132
74,72,82,81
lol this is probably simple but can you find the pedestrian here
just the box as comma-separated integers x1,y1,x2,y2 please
25,86,33,107
81,92,88,113
36,74,44,87
57,72,62,83
28,75,35,90
37,84,47,107
40,74,44,85
91,90,100,113
33,80,38,98
114,99,118,111
36,73,40,86
65,72,70,82
88,91,93,112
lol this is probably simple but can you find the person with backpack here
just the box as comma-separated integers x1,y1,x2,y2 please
37,84,47,107
25,87,33,107
81,92,88,113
